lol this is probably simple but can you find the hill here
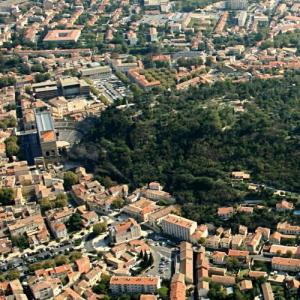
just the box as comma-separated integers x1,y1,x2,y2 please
69,71,300,218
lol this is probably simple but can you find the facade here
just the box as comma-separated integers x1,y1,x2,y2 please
110,276,160,295
160,214,197,241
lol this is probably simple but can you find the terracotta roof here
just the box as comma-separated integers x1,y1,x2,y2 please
110,276,159,286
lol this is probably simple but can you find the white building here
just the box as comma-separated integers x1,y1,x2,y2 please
160,214,197,241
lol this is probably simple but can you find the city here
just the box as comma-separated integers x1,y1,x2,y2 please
0,0,300,299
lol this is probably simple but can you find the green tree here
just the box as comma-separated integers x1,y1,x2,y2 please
158,286,169,300
0,187,14,205
93,222,107,236
67,213,83,232
6,269,20,281
11,234,29,250
63,171,79,190
5,136,19,157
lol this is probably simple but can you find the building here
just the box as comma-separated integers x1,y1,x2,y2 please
109,218,142,245
271,257,300,272
261,282,274,300
29,277,62,300
179,242,193,284
59,77,90,98
217,207,234,220
32,81,58,100
276,200,294,212
277,222,300,235
160,214,197,241
227,0,248,10
110,276,160,295
80,66,112,79
170,273,186,300
43,29,81,43
35,110,58,159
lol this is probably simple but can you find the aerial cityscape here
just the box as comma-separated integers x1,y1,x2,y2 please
0,0,300,299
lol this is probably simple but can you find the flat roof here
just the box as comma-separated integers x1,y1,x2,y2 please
35,111,54,133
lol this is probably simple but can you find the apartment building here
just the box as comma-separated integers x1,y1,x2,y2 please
160,214,197,241
277,222,300,235
271,257,300,272
29,276,62,300
170,273,186,300
110,276,160,295
109,218,142,245
179,241,194,284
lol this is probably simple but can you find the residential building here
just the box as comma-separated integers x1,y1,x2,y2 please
170,273,186,300
217,207,234,220
179,241,193,284
43,29,81,43
276,200,294,212
271,257,300,272
160,214,197,241
277,222,300,235
261,282,274,300
110,276,160,295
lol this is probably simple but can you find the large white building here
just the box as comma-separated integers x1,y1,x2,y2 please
110,276,160,295
159,214,197,241
227,0,248,10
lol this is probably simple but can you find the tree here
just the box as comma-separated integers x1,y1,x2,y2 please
6,269,20,280
93,222,107,236
67,213,83,232
63,171,79,190
111,198,124,209
56,193,68,208
0,187,14,205
5,136,19,157
11,234,29,250
158,286,169,300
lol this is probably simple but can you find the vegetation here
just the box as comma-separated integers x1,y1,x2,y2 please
40,193,68,214
11,234,30,250
5,136,20,158
67,212,83,232
0,117,17,130
70,72,300,221
63,171,79,190
0,187,14,206
93,221,107,235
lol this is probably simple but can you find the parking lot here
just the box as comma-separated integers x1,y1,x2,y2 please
93,75,130,102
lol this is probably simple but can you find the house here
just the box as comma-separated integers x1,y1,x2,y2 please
75,256,91,274
269,245,298,256
211,275,236,286
248,270,267,279
270,231,281,244
217,207,234,220
231,171,250,180
212,251,227,265
276,200,294,212
256,227,271,241
246,232,262,254
205,235,220,249
228,249,250,265
231,234,245,249
83,267,102,286
29,276,62,300
239,280,253,291
261,282,274,300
